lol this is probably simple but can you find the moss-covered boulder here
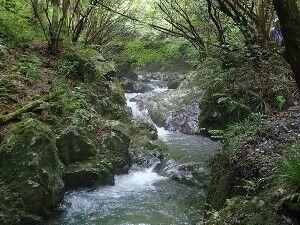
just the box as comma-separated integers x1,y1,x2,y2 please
0,118,64,223
60,53,116,83
57,129,97,165
130,119,158,140
149,106,166,127
101,121,132,174
63,162,114,189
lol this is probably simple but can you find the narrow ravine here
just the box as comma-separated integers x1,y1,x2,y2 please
48,72,219,225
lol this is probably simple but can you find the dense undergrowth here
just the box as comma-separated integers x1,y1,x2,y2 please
197,47,297,131
204,111,300,224
107,38,199,72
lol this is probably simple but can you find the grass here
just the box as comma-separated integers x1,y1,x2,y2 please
18,53,42,84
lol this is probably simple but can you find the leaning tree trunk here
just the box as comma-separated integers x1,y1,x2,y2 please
273,0,300,92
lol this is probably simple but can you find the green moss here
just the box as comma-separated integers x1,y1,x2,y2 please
101,121,132,173
206,153,231,210
57,54,97,82
0,75,23,109
149,106,166,127
0,118,64,221
130,119,158,141
63,161,114,188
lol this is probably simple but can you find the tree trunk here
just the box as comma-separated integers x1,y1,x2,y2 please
273,0,300,92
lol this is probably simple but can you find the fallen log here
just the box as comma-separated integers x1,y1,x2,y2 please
0,91,64,125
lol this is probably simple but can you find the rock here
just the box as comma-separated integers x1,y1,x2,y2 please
130,119,158,140
0,118,64,222
149,106,166,127
121,80,154,93
63,163,114,189
116,59,138,81
57,129,97,165
101,121,132,174
143,89,202,134
167,77,184,89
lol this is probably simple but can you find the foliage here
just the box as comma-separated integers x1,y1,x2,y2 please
274,142,300,212
118,38,198,70
206,113,300,224
0,5,39,45
17,54,42,84
279,144,300,191
205,196,279,225
0,75,23,108
199,47,295,130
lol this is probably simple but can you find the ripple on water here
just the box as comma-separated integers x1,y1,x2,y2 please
49,79,218,225
51,166,205,225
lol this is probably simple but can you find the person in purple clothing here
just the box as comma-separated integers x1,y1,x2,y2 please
270,17,283,46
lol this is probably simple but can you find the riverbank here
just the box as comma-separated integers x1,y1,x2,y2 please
0,39,139,223
204,107,300,224
47,67,220,225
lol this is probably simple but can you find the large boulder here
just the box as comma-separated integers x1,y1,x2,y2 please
63,163,114,189
101,121,132,174
0,118,64,224
130,119,158,140
57,129,97,165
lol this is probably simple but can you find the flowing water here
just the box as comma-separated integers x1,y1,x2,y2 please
48,73,219,225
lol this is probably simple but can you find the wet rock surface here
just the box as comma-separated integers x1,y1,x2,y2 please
119,70,202,134
63,163,114,189
57,129,97,165
142,88,202,134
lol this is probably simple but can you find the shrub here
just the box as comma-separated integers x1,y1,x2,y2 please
116,38,197,71
199,48,295,130
0,5,39,45
18,54,42,84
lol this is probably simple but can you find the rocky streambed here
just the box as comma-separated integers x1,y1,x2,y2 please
47,71,219,225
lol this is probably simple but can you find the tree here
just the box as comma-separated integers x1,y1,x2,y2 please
84,0,131,46
30,0,70,53
207,0,226,45
211,0,275,45
68,0,101,43
157,0,206,51
273,0,300,91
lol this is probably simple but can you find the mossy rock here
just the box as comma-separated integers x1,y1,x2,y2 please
206,152,231,210
0,187,43,225
91,57,116,82
149,106,166,127
57,128,97,165
130,119,158,141
0,75,24,111
60,53,116,84
101,121,132,174
62,54,97,82
63,162,114,189
0,118,64,222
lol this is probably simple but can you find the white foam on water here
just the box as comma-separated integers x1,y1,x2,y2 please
62,166,167,224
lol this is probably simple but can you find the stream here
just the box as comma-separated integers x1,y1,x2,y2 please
48,73,219,225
